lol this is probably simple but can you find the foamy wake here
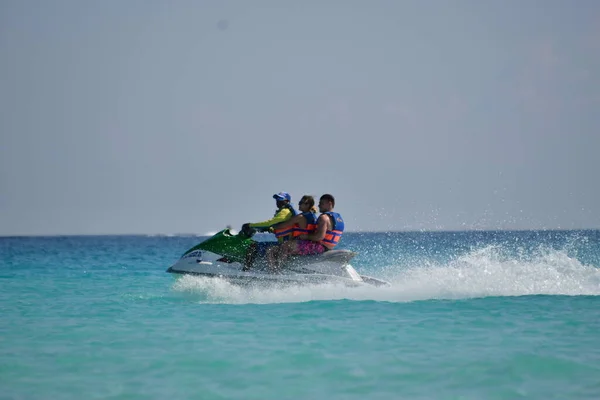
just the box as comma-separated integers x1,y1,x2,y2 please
170,246,600,304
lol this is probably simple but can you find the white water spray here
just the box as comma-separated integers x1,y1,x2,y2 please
171,245,600,304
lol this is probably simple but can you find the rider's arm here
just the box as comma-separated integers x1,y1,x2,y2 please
249,208,292,228
300,214,328,242
271,214,304,230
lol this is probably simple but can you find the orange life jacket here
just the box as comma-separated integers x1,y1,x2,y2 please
291,212,318,238
319,212,344,249
272,204,299,242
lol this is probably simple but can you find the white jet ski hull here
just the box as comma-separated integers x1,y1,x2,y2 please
166,249,390,288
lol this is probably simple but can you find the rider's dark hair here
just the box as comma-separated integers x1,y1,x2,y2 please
320,194,335,208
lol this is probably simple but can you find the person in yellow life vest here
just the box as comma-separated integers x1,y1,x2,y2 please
266,195,319,269
241,192,298,270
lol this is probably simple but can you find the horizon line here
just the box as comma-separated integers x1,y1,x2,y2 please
1,227,599,238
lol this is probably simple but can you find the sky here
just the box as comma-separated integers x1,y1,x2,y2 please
1,0,599,235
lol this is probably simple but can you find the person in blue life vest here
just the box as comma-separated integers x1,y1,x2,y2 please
270,194,344,271
265,195,319,270
241,192,298,270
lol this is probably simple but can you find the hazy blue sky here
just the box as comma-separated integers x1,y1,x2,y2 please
1,0,599,235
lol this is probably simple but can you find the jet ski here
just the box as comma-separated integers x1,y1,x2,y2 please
166,228,390,287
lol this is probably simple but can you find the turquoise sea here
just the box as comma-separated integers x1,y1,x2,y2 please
1,230,600,399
